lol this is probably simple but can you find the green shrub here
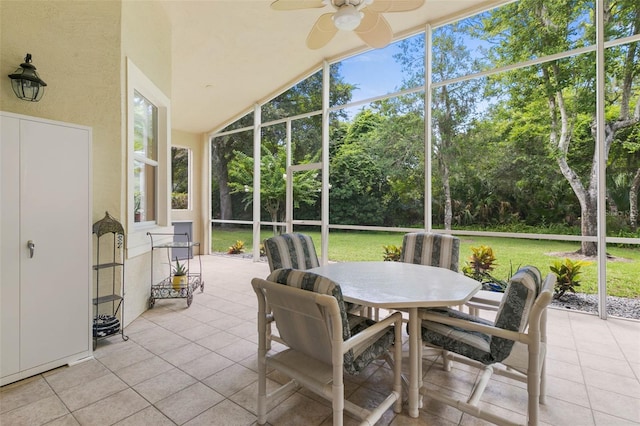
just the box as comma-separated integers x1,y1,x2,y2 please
227,240,245,254
550,258,591,300
382,244,402,261
463,245,497,275
462,245,511,292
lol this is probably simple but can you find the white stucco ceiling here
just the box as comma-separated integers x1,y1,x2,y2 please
160,0,510,134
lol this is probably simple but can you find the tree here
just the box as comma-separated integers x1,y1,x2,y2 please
171,147,189,209
330,113,388,225
391,29,481,229
430,26,483,229
367,101,425,226
477,0,640,255
227,145,321,235
212,64,354,225
211,114,254,224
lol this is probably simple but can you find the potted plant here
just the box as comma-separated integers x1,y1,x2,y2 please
171,257,188,290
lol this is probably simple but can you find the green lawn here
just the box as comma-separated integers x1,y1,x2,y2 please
211,228,640,298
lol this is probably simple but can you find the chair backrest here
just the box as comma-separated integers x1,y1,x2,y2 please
490,265,542,362
262,269,350,365
263,233,320,272
400,232,460,272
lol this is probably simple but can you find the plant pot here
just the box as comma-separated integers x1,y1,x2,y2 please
172,275,187,290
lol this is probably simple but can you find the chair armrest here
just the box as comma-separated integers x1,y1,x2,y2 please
420,310,528,344
343,311,403,353
467,290,503,307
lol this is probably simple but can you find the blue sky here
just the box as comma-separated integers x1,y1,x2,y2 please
338,42,406,103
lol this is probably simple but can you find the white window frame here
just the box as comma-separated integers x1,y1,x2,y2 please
126,58,172,258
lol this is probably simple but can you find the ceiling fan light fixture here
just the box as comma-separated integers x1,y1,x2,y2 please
333,4,362,31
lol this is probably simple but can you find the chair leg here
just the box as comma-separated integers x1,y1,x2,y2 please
332,382,344,426
539,357,546,404
527,354,541,426
393,319,403,414
257,298,269,425
442,350,452,371
257,339,268,424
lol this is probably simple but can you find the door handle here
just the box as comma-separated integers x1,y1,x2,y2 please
27,240,35,258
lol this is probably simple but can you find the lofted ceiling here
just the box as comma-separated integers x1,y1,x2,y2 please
160,0,510,134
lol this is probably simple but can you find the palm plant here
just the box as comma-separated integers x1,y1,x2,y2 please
172,257,188,276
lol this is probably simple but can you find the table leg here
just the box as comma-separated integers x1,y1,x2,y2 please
408,307,420,418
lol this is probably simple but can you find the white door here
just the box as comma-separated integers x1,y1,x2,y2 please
19,118,91,370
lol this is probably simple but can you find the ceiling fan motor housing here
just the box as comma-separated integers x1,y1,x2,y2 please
333,4,363,31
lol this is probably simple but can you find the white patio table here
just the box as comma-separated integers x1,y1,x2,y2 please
308,261,481,418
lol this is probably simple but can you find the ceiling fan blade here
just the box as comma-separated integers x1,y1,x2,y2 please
355,9,392,48
271,0,326,11
307,13,339,49
367,0,425,13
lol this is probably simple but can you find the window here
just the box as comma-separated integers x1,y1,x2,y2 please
134,91,158,223
171,146,190,210
127,58,171,257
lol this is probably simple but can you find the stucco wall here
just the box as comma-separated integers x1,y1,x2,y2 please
1,0,122,217
1,0,174,327
172,130,207,255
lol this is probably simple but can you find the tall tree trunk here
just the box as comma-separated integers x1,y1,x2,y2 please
581,182,599,256
442,160,452,230
266,201,281,236
211,142,233,227
544,63,598,255
630,168,640,231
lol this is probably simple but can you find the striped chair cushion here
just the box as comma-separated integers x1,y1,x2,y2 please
264,233,320,271
400,232,460,272
267,269,395,375
490,265,542,360
420,266,542,365
420,308,494,363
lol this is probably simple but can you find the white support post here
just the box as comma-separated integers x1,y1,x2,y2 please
253,104,262,261
595,0,607,319
321,60,330,264
425,25,433,232
286,119,293,233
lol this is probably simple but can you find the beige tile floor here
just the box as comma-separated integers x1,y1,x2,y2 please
1,255,639,426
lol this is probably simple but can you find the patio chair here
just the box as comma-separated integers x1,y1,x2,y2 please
264,232,364,316
263,232,320,271
381,232,462,322
418,266,555,426
251,269,403,426
401,231,505,317
400,231,460,271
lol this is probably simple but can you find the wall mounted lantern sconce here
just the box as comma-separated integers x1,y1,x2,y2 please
8,53,47,102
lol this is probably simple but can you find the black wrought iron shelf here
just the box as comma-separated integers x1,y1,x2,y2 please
93,294,123,305
93,262,124,270
92,212,128,350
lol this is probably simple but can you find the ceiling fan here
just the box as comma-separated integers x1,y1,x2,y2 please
271,0,425,50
